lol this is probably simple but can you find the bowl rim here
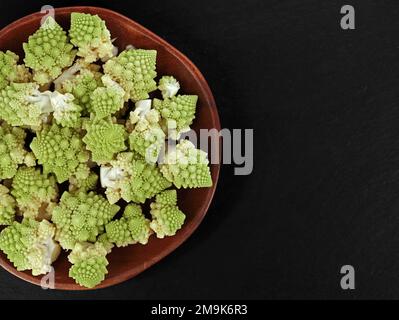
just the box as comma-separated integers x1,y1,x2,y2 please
0,6,221,290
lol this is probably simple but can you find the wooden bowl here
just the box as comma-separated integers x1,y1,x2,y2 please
0,6,220,290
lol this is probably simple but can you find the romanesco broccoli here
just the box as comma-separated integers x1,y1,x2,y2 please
158,75,180,99
59,69,102,114
83,118,127,163
69,12,115,63
128,99,165,163
88,80,125,119
68,241,111,288
0,83,82,128
53,59,102,103
30,124,90,183
0,11,214,289
103,49,157,101
69,171,98,194
0,122,35,179
153,95,197,139
48,91,82,128
23,16,76,84
0,185,16,226
96,233,114,253
54,58,101,86
160,140,212,188
105,204,152,247
0,50,31,89
11,166,58,220
0,83,53,128
149,190,185,238
52,191,119,250
0,219,61,275
100,152,171,204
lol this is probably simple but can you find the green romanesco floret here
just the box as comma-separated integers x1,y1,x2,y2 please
123,202,143,218
124,158,172,203
69,12,116,63
63,162,93,193
23,16,76,84
68,241,110,288
0,219,61,275
54,58,101,84
0,122,35,179
160,140,212,188
96,233,114,253
100,152,171,204
0,83,53,128
0,50,31,89
83,118,127,163
149,190,185,238
128,99,165,163
105,204,152,247
52,191,120,250
88,76,125,119
103,49,157,102
69,171,98,194
54,58,101,86
48,91,82,128
57,68,102,114
153,95,198,139
89,86,124,119
0,83,82,128
30,124,90,183
158,75,180,99
0,185,16,226
11,166,58,220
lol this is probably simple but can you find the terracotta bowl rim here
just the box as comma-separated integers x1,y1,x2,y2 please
0,6,221,290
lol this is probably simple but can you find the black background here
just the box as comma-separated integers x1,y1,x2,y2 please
1,0,398,300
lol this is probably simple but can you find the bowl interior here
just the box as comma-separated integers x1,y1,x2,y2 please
0,7,220,290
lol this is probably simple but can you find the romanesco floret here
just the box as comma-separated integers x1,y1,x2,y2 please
0,50,31,89
0,122,35,179
88,83,124,119
83,118,127,163
122,158,172,203
23,16,76,84
65,162,94,192
54,58,101,84
158,75,180,99
0,219,61,275
160,140,212,188
96,233,114,253
52,191,120,250
100,152,171,204
128,99,165,163
153,95,198,138
11,166,58,220
30,124,90,183
0,185,16,226
49,91,82,128
0,83,53,128
69,13,115,63
105,204,152,247
69,171,98,194
68,241,110,288
56,68,102,115
0,82,82,128
103,49,157,101
149,190,185,238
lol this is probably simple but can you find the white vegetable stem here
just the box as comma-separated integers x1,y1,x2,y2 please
100,166,125,188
